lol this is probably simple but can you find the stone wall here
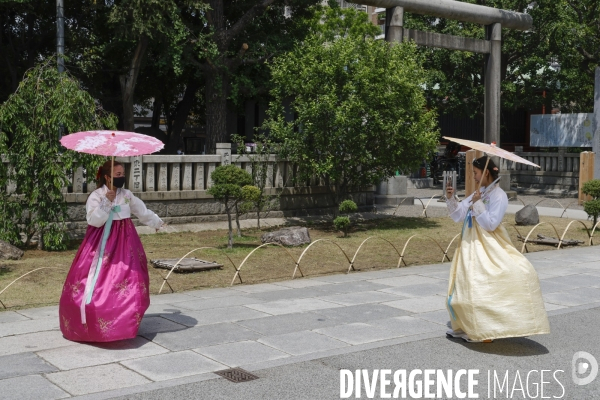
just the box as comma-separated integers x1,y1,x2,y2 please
65,186,375,238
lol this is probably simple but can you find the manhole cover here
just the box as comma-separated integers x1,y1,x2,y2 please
214,368,259,383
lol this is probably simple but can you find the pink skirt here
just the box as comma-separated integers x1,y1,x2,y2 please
59,219,150,342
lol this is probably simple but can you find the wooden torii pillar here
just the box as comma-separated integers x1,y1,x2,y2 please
351,0,533,190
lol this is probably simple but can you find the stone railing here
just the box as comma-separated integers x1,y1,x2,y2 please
58,143,315,202
1,144,379,236
498,150,582,192
499,150,580,173
1,147,586,195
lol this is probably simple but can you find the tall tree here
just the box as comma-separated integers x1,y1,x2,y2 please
541,0,600,112
403,0,600,119
0,59,117,250
107,0,213,131
402,0,555,120
0,0,55,103
265,11,438,209
195,0,320,153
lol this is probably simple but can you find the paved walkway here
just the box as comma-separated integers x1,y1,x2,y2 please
0,246,598,399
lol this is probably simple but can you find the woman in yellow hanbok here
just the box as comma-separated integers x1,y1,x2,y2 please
445,156,550,343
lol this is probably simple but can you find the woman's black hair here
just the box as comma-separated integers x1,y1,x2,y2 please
472,156,499,181
96,160,124,187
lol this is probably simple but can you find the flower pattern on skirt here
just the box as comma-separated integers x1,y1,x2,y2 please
61,316,71,334
135,312,142,326
138,282,148,295
59,219,150,342
98,318,114,339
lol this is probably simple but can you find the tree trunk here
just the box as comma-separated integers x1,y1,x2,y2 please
151,97,162,129
26,13,36,69
2,34,18,92
119,35,149,131
167,81,201,153
325,175,341,217
201,0,278,153
205,68,228,154
235,202,242,237
226,203,233,249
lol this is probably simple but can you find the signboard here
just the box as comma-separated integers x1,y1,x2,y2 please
530,113,594,147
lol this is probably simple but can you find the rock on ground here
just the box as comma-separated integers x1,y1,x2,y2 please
515,204,540,226
0,240,24,260
261,226,311,247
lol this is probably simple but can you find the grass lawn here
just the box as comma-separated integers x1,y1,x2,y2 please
0,214,595,311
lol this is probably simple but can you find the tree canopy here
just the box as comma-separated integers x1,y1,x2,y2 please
1,0,598,152
540,0,599,113
402,0,599,117
265,21,439,207
207,165,255,248
0,59,117,249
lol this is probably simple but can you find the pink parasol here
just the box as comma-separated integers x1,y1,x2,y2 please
60,130,164,190
60,130,164,157
442,136,540,169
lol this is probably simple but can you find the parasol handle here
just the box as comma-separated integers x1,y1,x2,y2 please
111,156,115,192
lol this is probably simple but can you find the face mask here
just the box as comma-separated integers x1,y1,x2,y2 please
111,176,126,188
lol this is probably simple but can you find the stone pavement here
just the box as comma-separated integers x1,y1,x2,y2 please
0,246,598,399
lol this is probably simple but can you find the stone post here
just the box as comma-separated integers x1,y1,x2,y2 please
73,167,84,193
158,163,168,191
194,163,204,190
213,143,232,189
169,161,181,191
275,162,284,188
207,163,216,189
182,162,193,190
216,143,231,166
145,163,155,191
129,156,143,192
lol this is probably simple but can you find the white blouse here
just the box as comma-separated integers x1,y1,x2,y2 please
446,181,508,232
86,185,163,229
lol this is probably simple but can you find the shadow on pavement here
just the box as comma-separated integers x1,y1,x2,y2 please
447,336,550,356
138,310,197,341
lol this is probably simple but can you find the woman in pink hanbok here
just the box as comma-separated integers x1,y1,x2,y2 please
59,160,163,342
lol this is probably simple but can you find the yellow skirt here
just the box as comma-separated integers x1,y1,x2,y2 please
447,219,550,341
